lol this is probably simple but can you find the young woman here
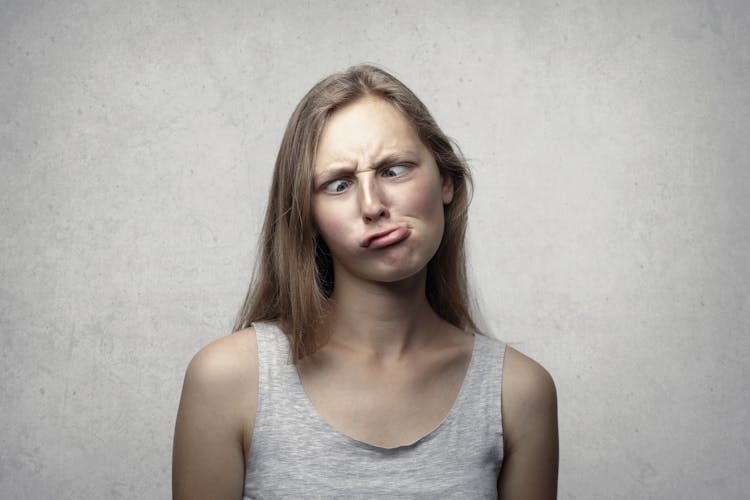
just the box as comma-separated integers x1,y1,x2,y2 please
173,65,558,499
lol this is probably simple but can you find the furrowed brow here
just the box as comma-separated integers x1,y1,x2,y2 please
315,151,418,182
315,165,353,184
369,151,420,171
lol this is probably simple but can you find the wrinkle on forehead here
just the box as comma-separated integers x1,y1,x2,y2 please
314,96,424,173
325,141,385,169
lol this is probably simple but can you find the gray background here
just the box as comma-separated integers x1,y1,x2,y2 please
2,1,748,498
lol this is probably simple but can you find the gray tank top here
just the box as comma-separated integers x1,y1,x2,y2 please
243,321,506,499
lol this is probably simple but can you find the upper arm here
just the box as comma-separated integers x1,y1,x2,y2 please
172,328,258,500
497,346,558,500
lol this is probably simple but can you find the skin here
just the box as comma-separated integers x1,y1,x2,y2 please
311,95,453,288
173,96,558,499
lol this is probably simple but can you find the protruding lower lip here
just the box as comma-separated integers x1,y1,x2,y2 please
363,227,410,249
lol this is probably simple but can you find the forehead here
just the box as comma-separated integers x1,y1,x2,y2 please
315,96,424,168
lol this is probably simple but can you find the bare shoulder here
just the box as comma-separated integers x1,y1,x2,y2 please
497,346,558,499
180,326,259,445
185,326,258,391
173,327,259,499
502,346,556,423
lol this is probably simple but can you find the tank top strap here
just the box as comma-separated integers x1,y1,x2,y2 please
245,324,507,499
450,333,506,444
251,321,297,425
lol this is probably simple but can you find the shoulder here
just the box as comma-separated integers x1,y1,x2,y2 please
184,326,258,397
501,346,557,447
178,326,259,445
497,346,558,498
502,346,556,422
173,327,259,499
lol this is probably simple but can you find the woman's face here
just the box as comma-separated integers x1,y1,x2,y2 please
311,96,453,288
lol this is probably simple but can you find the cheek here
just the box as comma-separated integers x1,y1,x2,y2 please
313,204,350,246
404,180,446,222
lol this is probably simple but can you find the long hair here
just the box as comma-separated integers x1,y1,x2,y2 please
233,64,478,361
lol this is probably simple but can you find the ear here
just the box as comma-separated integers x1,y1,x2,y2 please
441,173,454,205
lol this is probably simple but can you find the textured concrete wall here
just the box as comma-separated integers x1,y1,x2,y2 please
1,1,748,498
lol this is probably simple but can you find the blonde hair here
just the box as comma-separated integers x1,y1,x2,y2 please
234,64,477,360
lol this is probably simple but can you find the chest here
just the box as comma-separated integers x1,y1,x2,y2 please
295,348,472,449
245,327,506,499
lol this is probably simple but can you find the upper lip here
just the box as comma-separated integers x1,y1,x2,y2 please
360,227,401,248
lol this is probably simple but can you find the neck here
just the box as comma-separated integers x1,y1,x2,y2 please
323,269,442,358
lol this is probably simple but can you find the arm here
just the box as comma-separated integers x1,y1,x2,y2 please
172,328,258,500
497,346,559,500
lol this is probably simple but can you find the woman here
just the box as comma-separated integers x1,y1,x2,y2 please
173,65,558,499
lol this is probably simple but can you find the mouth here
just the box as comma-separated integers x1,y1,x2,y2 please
361,226,411,249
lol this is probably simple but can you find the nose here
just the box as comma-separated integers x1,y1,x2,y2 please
359,175,388,223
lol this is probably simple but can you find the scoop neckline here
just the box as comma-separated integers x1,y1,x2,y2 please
290,332,479,452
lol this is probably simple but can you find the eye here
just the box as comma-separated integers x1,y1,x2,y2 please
323,179,351,193
382,164,409,178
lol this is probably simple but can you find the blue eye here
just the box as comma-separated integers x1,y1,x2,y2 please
323,179,351,193
383,165,409,178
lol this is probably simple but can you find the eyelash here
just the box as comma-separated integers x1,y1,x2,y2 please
323,179,351,194
321,164,411,194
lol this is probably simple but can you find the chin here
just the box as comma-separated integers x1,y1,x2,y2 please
361,259,431,285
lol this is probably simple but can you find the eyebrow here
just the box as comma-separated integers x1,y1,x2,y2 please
315,151,418,183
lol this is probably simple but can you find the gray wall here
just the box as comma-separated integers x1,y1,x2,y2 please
2,1,748,498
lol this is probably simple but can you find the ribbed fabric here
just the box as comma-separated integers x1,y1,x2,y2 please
243,322,506,499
